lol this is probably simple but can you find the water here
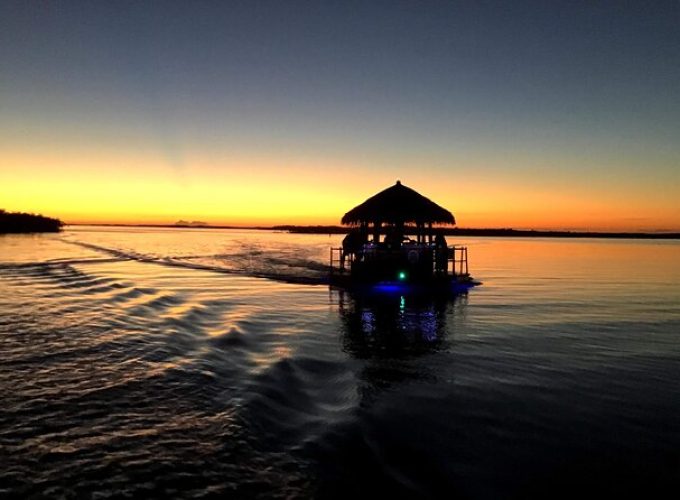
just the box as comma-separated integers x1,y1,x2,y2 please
1,227,679,498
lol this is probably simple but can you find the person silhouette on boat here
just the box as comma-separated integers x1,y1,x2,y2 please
384,226,403,250
435,231,447,248
341,227,367,269
434,231,448,273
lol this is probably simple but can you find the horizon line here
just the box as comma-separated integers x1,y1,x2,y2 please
63,222,680,239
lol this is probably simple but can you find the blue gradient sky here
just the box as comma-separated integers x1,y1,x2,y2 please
2,1,679,229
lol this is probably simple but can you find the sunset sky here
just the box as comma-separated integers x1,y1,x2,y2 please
2,1,679,231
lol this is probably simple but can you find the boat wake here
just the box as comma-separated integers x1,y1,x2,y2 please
57,239,332,285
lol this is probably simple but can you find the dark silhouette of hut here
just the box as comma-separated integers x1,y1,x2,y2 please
331,181,470,288
341,180,455,245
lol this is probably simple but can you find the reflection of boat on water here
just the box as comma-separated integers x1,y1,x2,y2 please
334,288,467,357
329,181,478,293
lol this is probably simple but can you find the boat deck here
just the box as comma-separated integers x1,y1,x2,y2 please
329,243,471,291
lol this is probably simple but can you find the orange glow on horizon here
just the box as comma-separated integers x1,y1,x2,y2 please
2,146,679,232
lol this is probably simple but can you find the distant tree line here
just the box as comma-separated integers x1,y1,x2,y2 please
0,209,63,233
272,224,680,239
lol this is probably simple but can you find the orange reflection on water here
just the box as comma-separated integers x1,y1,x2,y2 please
465,237,680,280
458,237,680,323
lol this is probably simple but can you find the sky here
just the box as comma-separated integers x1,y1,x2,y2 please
1,0,679,231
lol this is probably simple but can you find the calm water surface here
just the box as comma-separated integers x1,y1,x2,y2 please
1,227,679,498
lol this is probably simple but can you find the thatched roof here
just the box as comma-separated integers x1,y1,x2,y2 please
341,181,455,226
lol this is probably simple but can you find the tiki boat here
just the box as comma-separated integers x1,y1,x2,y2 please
329,181,476,293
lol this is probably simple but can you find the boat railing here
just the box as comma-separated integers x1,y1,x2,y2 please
449,246,469,277
331,244,469,278
330,247,351,274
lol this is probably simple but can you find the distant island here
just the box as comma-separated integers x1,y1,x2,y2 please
0,210,63,233
174,220,208,227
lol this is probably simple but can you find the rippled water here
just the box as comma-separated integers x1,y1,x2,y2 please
1,227,679,498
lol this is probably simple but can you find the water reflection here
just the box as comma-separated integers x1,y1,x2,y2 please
335,289,467,358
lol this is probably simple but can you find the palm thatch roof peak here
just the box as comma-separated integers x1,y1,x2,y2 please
341,180,455,226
